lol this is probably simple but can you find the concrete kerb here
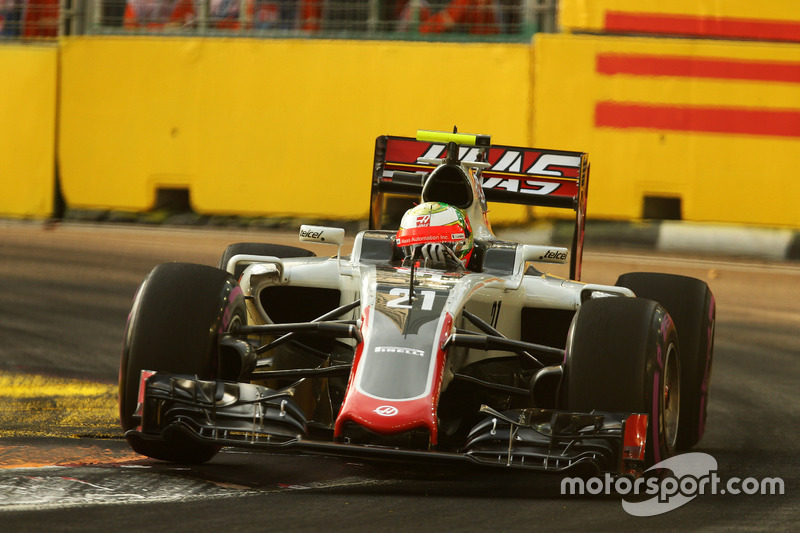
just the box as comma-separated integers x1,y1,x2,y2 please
657,221,800,261
496,220,800,262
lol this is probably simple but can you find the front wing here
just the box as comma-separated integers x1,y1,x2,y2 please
128,373,648,476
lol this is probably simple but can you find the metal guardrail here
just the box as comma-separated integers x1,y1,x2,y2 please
1,0,556,41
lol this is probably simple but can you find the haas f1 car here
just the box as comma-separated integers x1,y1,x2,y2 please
120,130,715,477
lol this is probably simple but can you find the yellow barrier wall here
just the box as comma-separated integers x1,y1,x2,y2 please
532,33,800,227
59,37,532,221
0,45,57,218
560,0,800,43
44,34,800,228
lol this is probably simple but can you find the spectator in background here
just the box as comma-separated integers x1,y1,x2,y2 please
298,0,375,32
123,0,195,29
497,0,519,34
253,0,297,30
209,0,248,29
0,0,23,37
298,0,320,31
397,0,502,35
102,0,128,27
22,0,59,37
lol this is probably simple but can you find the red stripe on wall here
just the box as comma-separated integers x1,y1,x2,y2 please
596,54,800,84
595,102,800,137
604,11,800,44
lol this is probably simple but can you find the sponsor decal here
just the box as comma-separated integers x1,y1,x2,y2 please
374,405,399,417
383,138,584,199
375,346,426,357
488,151,580,178
540,249,568,261
388,140,581,178
299,228,324,239
482,177,562,196
396,233,454,246
416,215,431,227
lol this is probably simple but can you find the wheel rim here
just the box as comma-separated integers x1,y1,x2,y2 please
663,343,680,451
227,313,242,333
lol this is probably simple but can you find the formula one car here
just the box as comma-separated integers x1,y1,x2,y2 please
119,130,715,477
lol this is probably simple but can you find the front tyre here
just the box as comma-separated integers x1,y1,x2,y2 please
119,262,246,463
563,297,680,466
616,272,715,449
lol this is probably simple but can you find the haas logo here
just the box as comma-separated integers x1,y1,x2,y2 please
374,405,399,416
416,215,431,227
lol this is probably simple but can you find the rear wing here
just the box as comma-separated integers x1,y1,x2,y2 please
369,134,591,280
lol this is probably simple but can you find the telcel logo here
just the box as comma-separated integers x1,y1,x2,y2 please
541,250,567,260
300,229,324,239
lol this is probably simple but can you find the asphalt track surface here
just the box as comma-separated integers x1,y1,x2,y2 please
0,222,797,531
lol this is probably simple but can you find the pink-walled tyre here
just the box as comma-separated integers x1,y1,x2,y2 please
616,273,715,449
564,297,680,466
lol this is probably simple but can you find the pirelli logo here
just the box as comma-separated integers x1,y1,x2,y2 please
375,346,426,357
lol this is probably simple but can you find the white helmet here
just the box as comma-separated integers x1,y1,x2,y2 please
395,201,474,266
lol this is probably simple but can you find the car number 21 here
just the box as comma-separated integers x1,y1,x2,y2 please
386,288,437,311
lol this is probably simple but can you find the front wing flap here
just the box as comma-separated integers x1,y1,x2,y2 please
135,373,308,444
464,406,630,473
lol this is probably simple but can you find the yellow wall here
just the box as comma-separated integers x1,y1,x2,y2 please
532,33,800,227
0,45,57,218
58,37,532,220
5,33,799,228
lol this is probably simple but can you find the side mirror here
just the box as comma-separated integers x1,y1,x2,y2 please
299,225,347,273
299,225,345,246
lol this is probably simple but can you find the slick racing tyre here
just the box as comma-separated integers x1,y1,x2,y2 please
119,262,246,464
616,273,715,450
218,243,315,280
563,297,680,466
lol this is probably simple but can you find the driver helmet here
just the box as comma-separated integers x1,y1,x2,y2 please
396,201,474,266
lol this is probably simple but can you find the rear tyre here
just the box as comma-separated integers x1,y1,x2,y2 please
119,262,246,463
616,273,715,449
218,243,315,280
563,297,680,466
